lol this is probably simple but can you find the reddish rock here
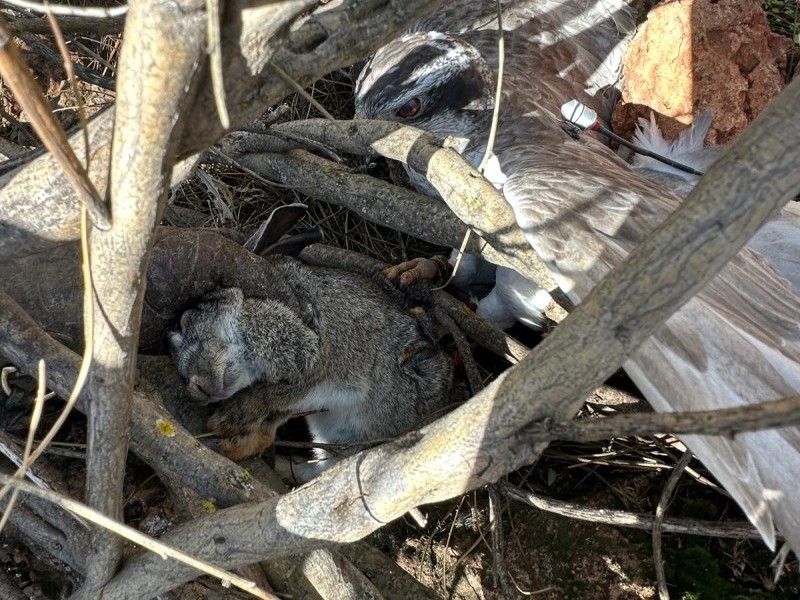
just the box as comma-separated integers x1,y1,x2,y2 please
613,0,793,145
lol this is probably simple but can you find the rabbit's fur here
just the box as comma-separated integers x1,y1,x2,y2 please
169,255,454,479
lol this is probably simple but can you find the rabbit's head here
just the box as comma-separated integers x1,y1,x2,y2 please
170,287,320,402
169,288,259,402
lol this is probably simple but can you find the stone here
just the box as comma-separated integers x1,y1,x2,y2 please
613,0,793,145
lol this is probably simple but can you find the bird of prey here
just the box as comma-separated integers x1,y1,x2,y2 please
355,0,800,555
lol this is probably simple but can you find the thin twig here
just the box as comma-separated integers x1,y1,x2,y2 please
501,482,766,541
0,432,51,489
0,17,111,227
69,39,117,75
441,494,466,592
206,0,229,129
528,395,800,442
488,484,514,599
17,31,117,91
654,451,693,600
434,305,484,394
0,359,48,533
0,474,279,600
269,62,337,122
433,227,472,291
46,10,90,167
0,0,128,18
477,0,504,174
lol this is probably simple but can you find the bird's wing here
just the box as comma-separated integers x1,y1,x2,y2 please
502,133,800,551
748,201,800,291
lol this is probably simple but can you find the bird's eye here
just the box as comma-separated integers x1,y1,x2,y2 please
396,98,421,118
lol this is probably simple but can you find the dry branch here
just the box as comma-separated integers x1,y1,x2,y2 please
73,0,213,591
501,483,766,541
653,451,693,600
89,77,800,599
0,430,61,490
16,31,116,91
6,14,126,35
224,120,571,315
0,16,110,228
531,396,800,442
212,145,473,250
0,0,450,256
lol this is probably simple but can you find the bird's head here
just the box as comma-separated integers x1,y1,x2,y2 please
355,31,495,145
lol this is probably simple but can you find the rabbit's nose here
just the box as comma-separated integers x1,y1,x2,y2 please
190,377,221,400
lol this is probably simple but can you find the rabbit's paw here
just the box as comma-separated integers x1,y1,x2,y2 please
216,428,275,461
208,409,282,461
207,401,254,435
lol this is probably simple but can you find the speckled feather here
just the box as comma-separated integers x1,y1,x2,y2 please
356,0,800,554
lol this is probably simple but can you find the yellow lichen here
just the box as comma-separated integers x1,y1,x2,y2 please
156,418,176,437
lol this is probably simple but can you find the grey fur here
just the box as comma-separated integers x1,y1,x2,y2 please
169,255,453,479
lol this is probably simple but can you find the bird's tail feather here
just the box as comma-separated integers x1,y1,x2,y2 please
631,110,722,181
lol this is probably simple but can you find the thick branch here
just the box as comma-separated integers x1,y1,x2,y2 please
75,0,209,591
213,146,471,249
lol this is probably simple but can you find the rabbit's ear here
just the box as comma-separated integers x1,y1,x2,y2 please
244,203,308,254
242,298,320,384
259,227,323,257
202,287,244,307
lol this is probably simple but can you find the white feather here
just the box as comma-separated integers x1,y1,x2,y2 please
632,111,722,182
